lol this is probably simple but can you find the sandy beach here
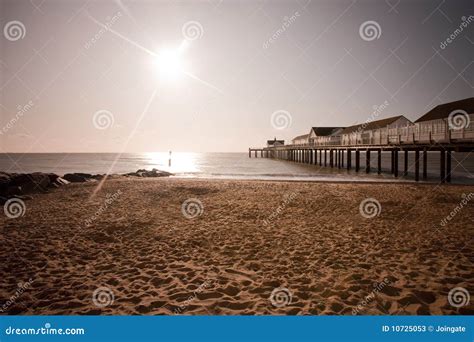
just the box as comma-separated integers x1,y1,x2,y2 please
0,178,473,315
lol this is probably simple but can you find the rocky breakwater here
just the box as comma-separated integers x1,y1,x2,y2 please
0,169,173,205
0,172,69,204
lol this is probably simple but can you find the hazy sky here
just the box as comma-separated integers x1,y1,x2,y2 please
0,0,473,152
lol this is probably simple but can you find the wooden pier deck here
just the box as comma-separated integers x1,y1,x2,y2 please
249,142,474,183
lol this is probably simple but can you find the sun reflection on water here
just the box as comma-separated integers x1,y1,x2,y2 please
145,152,199,174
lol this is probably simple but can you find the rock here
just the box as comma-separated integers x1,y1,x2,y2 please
75,173,93,178
13,195,33,201
5,186,23,196
0,172,11,192
10,173,51,193
45,173,70,187
126,168,173,178
47,173,60,183
63,173,93,183
54,177,70,186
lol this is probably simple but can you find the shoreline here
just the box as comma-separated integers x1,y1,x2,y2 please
3,169,474,187
168,176,473,186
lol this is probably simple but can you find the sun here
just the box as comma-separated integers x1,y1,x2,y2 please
153,47,187,82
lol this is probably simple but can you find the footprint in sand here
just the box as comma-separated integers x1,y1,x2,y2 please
413,290,436,304
220,285,240,297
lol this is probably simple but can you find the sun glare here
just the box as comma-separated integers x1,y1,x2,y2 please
154,48,186,82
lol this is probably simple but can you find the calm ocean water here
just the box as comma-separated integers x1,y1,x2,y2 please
0,152,473,183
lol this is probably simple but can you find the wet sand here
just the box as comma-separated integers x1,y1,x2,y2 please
0,178,473,315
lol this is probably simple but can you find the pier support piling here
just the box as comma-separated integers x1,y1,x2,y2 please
394,149,399,177
440,149,446,183
366,150,370,173
404,150,408,177
447,150,452,183
377,150,381,174
347,149,351,170
390,150,394,174
355,150,360,172
423,148,427,179
415,150,420,182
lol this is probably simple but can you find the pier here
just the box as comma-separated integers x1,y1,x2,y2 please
249,118,474,183
250,98,474,183
249,143,473,183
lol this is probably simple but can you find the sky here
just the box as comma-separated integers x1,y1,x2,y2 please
0,0,473,153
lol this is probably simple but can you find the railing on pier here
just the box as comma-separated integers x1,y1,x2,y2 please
285,115,474,148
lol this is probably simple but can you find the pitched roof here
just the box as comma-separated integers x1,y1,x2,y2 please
292,134,309,141
310,127,344,136
267,139,284,145
340,115,405,135
415,97,474,123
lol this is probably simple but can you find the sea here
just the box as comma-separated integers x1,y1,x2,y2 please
0,152,473,184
